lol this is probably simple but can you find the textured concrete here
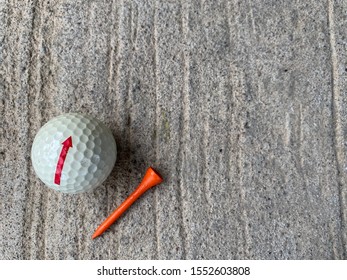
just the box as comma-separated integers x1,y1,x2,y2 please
1,0,347,259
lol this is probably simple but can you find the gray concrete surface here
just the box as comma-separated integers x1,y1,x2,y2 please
1,0,347,259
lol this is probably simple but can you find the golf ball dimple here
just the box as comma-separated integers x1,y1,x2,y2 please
31,113,117,194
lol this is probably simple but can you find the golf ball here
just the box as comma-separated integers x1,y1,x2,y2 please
31,113,117,194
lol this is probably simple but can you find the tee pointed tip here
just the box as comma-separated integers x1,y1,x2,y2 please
92,231,100,239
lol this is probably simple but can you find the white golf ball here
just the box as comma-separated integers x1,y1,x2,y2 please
31,113,117,194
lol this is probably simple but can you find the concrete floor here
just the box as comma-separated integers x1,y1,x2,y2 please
1,0,347,259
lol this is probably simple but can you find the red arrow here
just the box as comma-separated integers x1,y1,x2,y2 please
54,136,73,185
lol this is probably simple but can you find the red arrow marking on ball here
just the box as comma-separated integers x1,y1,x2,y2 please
54,136,73,185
